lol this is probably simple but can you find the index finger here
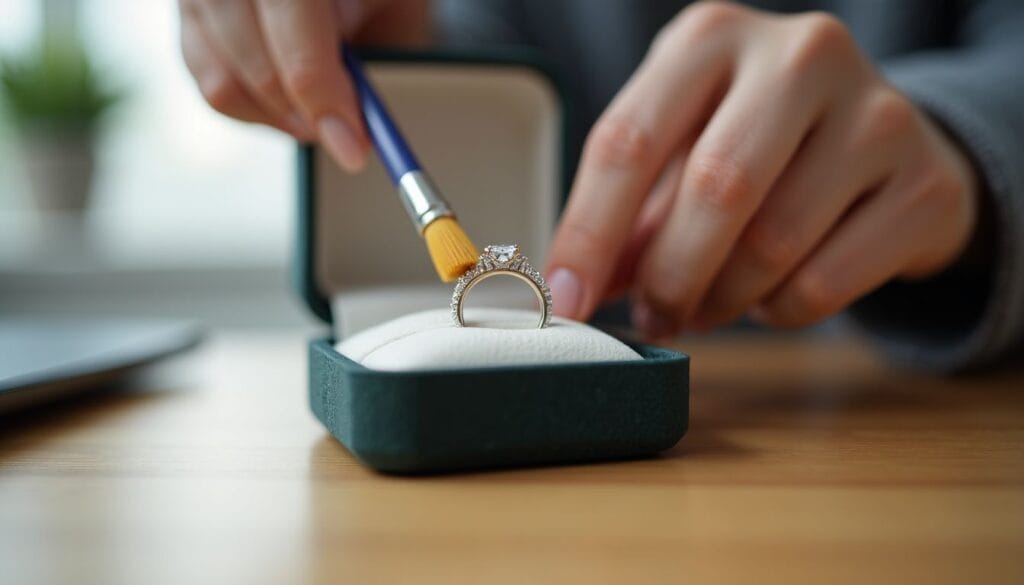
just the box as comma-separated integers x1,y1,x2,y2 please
544,18,734,320
255,0,369,171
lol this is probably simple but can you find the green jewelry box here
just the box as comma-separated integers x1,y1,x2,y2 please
296,49,689,474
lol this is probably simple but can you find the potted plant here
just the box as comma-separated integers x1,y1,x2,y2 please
1,37,120,212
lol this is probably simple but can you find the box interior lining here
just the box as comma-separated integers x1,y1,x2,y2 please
313,63,562,336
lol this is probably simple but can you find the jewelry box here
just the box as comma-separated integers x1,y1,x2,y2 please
297,49,689,473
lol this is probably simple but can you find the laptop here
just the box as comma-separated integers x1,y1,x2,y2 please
0,318,201,412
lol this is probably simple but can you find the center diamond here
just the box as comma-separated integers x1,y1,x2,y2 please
489,244,518,263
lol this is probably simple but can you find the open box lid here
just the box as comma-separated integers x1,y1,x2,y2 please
296,49,572,335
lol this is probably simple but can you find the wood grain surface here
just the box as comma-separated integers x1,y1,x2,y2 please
1,332,1022,585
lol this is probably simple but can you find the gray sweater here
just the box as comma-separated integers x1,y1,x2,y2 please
437,0,1024,372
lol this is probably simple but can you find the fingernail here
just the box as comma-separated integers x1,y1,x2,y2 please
287,113,315,141
631,300,677,340
547,268,583,320
317,115,367,172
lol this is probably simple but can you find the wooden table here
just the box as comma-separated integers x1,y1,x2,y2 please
2,332,1022,584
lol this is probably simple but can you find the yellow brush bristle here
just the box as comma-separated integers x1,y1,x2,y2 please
423,216,479,282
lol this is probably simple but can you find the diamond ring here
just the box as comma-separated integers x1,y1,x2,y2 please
451,244,552,328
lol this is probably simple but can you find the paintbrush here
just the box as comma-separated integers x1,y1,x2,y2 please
342,49,478,282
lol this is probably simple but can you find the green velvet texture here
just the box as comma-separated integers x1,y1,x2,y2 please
309,338,689,474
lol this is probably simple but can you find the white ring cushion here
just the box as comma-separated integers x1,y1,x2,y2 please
336,308,642,371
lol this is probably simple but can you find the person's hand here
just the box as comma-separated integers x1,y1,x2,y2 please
179,0,430,172
544,1,979,338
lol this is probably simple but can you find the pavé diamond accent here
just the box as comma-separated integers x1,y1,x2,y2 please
451,243,551,328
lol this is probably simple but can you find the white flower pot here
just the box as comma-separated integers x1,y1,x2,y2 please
22,130,96,213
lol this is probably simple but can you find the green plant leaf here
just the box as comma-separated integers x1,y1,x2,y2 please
1,35,123,131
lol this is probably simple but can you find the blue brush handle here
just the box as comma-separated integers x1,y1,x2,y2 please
342,48,421,185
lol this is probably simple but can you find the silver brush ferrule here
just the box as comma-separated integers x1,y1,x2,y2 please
397,170,453,232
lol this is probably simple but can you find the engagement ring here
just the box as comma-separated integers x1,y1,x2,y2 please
451,244,552,328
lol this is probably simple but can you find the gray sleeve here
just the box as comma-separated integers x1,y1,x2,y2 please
849,0,1024,372
434,0,533,46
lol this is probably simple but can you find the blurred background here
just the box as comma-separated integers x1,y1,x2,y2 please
0,0,314,329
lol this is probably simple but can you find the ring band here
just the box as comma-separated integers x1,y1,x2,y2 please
451,244,552,328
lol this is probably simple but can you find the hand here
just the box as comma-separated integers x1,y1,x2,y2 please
544,1,979,338
178,0,430,172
